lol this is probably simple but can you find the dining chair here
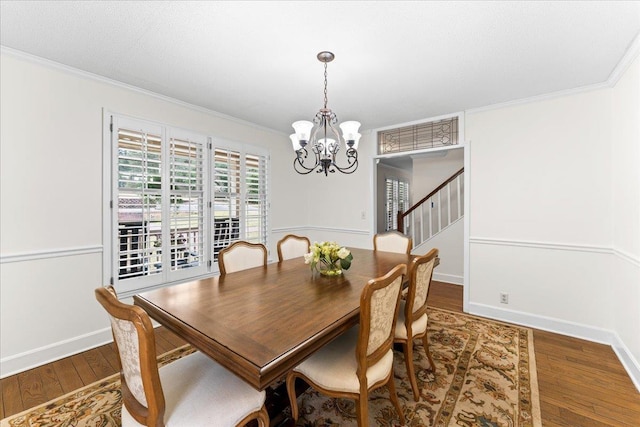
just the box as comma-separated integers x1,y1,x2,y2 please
286,264,407,426
276,234,311,262
218,240,267,275
373,230,413,254
394,248,439,401
94,286,269,427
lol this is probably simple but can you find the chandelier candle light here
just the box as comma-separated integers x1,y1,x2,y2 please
291,51,362,176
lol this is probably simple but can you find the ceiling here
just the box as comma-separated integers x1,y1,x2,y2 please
1,1,639,134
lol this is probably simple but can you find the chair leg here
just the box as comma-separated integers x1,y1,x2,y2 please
403,341,420,401
257,406,270,427
421,333,435,372
387,368,405,425
286,372,299,421
356,395,369,427
236,405,270,427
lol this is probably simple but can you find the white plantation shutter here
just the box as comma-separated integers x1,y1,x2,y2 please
385,178,409,231
115,121,163,288
211,144,268,261
245,153,268,244
212,148,241,259
109,115,269,292
167,131,208,280
112,117,209,292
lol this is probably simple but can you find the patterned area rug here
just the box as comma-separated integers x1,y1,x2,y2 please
1,308,541,427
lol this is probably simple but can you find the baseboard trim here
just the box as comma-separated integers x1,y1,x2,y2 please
433,272,463,285
612,334,640,393
0,327,113,379
468,302,640,393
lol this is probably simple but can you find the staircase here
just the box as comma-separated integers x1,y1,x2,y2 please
397,168,464,249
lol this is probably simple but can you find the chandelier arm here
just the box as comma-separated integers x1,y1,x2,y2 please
331,149,358,174
293,148,319,175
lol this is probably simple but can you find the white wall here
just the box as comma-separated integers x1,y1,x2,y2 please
465,57,640,388
466,88,613,325
414,218,464,285
411,148,464,205
0,51,298,376
611,55,640,385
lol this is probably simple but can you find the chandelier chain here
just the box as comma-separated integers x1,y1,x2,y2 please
323,62,328,110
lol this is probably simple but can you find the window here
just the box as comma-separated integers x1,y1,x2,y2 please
108,115,268,293
212,147,268,260
385,178,410,231
378,116,459,155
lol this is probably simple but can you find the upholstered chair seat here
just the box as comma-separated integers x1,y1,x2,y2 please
290,327,394,393
121,351,266,426
394,305,428,340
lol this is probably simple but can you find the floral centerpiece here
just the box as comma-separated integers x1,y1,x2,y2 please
304,241,354,276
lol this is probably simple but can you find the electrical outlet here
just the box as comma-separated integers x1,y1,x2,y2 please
500,292,509,304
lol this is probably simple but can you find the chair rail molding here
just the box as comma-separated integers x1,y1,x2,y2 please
272,226,370,236
469,237,611,254
0,245,103,264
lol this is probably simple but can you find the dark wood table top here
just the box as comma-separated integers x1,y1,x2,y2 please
133,248,415,390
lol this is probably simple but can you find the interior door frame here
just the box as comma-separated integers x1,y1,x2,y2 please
370,113,470,313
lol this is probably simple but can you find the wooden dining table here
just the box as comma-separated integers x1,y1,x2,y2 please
133,247,417,391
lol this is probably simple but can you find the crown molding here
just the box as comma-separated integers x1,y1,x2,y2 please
607,30,640,86
0,46,286,137
467,31,640,116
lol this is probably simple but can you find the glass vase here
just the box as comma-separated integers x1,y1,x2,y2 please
318,260,342,276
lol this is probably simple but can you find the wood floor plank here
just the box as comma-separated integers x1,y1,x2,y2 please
16,369,46,411
35,364,64,401
70,352,98,385
1,375,22,418
83,348,117,380
51,357,84,394
156,327,188,349
97,343,121,373
153,331,172,355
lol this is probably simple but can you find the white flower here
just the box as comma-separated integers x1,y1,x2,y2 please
303,252,314,264
337,247,350,259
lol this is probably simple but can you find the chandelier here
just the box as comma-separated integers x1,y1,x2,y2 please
290,51,361,176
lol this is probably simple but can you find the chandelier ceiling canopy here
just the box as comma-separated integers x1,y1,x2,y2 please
290,51,361,176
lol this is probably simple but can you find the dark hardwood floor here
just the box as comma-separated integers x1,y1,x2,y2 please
1,281,639,426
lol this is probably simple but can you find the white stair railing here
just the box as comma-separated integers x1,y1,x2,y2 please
398,168,464,248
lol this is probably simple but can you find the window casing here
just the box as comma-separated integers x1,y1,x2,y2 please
108,114,268,294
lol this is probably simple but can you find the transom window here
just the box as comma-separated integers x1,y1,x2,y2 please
378,116,459,155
